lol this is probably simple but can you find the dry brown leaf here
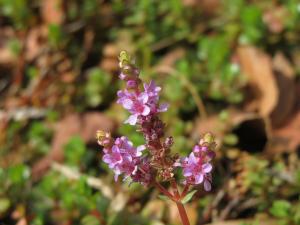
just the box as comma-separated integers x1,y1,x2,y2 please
41,0,64,25
194,109,261,142
273,52,295,78
270,52,296,127
32,112,116,179
271,53,296,125
182,0,220,15
269,109,300,154
237,46,279,117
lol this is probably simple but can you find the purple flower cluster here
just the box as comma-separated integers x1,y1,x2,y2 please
181,133,216,191
117,81,168,125
98,133,151,185
180,133,216,191
97,51,216,191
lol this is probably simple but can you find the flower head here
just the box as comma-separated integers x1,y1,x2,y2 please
181,133,216,191
101,135,146,183
117,81,168,125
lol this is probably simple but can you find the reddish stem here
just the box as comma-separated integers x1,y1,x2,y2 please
171,179,191,225
154,181,174,199
154,180,191,225
176,202,191,225
181,184,190,198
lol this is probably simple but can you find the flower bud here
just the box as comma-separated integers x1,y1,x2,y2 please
96,130,111,147
203,132,214,144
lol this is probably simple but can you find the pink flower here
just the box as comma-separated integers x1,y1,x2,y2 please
182,152,212,189
102,136,145,182
117,81,168,125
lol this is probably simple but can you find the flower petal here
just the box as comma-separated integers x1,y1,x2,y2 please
124,114,138,125
204,180,211,191
142,106,151,116
202,163,212,173
158,103,169,112
195,174,204,184
123,99,133,109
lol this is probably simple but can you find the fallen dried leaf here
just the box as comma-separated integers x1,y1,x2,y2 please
270,109,300,154
32,112,116,179
238,46,279,117
182,0,220,15
273,52,295,78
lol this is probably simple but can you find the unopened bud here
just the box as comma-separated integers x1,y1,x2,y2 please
96,130,111,146
203,132,214,144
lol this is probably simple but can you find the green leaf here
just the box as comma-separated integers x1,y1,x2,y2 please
270,200,291,218
81,215,101,225
0,198,10,214
84,68,111,107
181,190,197,204
158,195,170,201
48,24,63,47
64,136,86,165
8,164,30,184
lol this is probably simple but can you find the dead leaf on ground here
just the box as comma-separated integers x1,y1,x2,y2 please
182,0,220,15
237,46,279,117
194,108,263,148
269,109,300,154
41,0,64,25
270,52,296,127
32,112,116,179
273,52,295,78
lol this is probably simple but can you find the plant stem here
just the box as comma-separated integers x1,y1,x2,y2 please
154,181,174,199
181,184,190,198
154,180,191,225
176,201,191,225
171,179,191,225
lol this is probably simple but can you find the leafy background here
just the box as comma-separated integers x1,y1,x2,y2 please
0,0,300,224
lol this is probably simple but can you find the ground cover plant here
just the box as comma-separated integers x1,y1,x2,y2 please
0,0,300,225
